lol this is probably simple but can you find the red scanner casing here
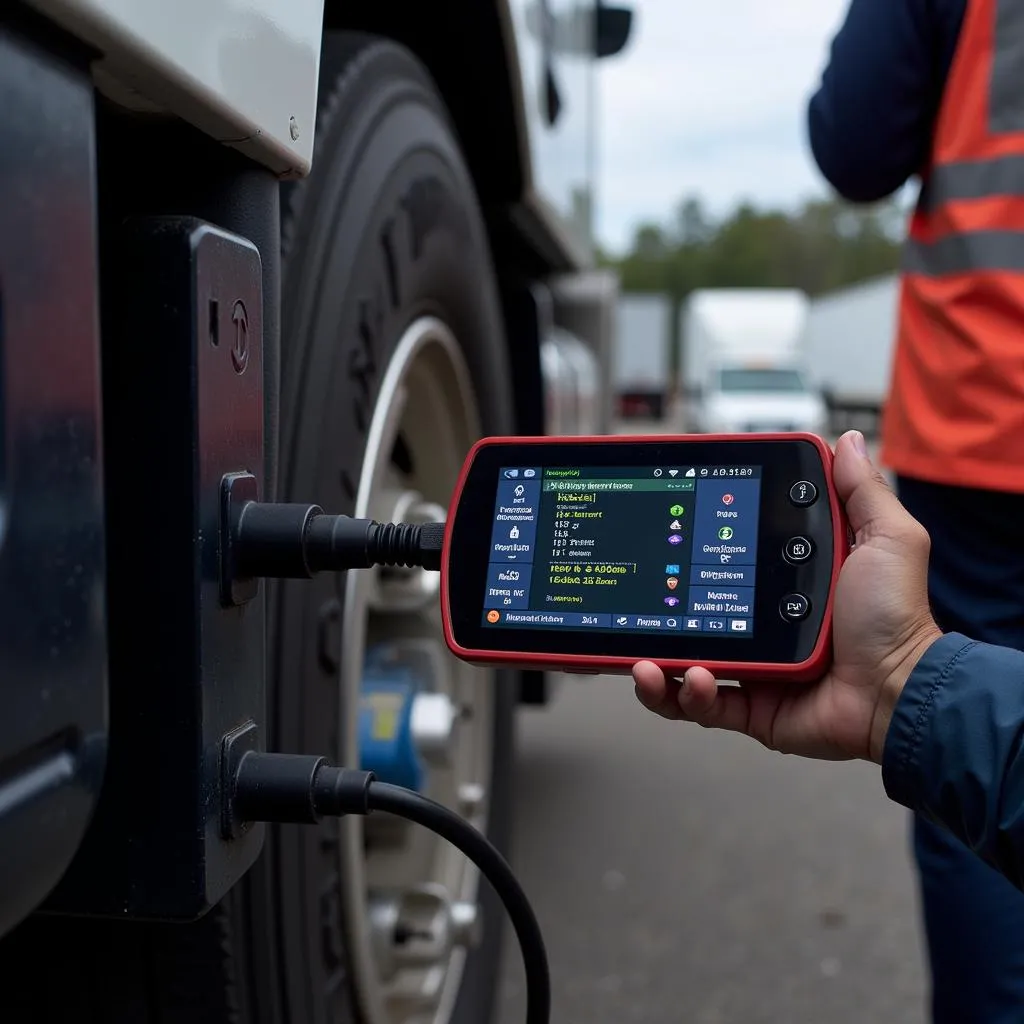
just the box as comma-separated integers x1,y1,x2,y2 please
441,433,850,683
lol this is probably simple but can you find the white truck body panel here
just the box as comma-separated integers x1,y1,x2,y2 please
506,0,597,262
26,0,324,176
680,288,826,434
802,274,899,406
614,293,669,391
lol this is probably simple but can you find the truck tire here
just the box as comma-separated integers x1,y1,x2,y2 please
0,34,517,1024
260,33,518,1024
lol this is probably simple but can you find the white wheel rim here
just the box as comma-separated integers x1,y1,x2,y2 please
337,316,496,1024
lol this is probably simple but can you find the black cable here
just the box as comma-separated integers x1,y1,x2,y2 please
230,501,446,578
231,753,551,1024
365,781,551,1024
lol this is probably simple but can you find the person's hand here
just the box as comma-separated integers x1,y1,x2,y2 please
633,430,943,763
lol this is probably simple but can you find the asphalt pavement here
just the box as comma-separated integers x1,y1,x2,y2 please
495,419,924,1024
495,676,926,1024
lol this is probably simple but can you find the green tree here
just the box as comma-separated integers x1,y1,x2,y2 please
606,192,904,300
603,192,907,383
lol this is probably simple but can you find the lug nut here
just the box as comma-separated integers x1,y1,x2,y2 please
450,900,483,948
457,782,486,818
410,692,457,768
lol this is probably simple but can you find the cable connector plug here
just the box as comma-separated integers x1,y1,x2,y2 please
305,515,446,572
230,751,375,825
220,474,447,594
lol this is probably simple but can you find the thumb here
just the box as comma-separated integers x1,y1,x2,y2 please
831,430,907,541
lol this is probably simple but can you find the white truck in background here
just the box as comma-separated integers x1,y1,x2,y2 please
614,292,671,420
680,288,827,435
802,274,899,438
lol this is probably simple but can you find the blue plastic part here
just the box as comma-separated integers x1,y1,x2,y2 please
358,649,424,791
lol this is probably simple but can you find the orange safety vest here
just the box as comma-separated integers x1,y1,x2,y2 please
881,0,1024,492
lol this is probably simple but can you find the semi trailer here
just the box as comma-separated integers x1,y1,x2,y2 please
802,274,899,439
614,292,670,420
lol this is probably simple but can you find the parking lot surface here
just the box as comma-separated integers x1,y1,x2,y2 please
496,674,926,1024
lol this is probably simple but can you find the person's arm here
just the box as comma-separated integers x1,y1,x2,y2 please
807,0,966,202
883,633,1024,888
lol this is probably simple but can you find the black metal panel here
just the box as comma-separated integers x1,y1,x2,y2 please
45,218,267,920
0,24,108,938
90,108,282,504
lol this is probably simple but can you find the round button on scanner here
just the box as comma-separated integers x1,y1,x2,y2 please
789,480,818,507
783,536,814,563
780,594,810,621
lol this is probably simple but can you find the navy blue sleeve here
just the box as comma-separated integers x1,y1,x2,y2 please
883,632,1024,889
807,0,966,202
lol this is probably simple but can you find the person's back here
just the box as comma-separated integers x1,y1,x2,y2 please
810,1,1024,1020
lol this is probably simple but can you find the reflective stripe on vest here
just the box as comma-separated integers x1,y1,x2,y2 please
990,0,1024,134
922,154,1024,208
904,230,1024,275
903,0,1024,277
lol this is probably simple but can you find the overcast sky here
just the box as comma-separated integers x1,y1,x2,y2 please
595,0,852,253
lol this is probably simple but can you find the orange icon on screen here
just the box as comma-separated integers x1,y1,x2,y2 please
487,610,501,623
666,577,679,590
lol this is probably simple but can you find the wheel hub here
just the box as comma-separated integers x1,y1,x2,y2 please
368,884,482,982
359,640,459,792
